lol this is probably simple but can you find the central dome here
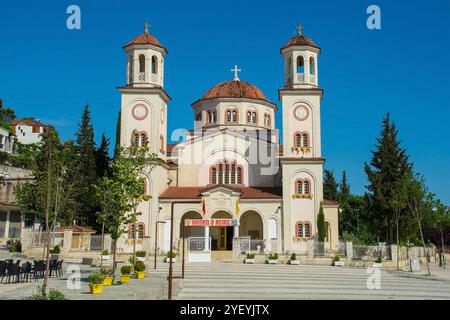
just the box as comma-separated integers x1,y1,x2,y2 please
200,80,270,103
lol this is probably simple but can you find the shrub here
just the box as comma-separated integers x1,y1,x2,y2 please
136,250,146,257
246,253,255,259
102,249,109,255
333,255,340,262
100,267,114,277
375,256,382,263
268,253,278,260
50,245,60,254
87,272,105,285
121,265,133,275
166,251,177,258
8,239,22,253
134,261,146,272
290,253,297,261
29,286,67,300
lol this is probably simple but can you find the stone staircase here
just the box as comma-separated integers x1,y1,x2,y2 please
211,250,233,262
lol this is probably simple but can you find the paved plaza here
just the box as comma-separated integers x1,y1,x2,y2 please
1,246,450,300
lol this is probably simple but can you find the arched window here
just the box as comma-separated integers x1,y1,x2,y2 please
140,132,148,147
210,161,243,185
296,179,303,194
236,166,242,184
251,112,257,124
302,133,309,147
295,133,302,147
268,218,278,239
226,109,238,123
151,56,158,74
296,222,304,238
212,110,217,123
264,113,271,127
297,56,304,74
232,110,238,122
303,180,310,195
247,111,251,123
304,222,311,238
207,111,212,124
159,135,165,153
309,57,315,75
129,223,145,239
139,54,146,73
132,132,140,146
196,112,202,122
211,167,217,184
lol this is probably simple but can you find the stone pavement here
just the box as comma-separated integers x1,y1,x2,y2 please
149,262,450,300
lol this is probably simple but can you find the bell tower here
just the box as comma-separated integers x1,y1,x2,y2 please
118,22,170,158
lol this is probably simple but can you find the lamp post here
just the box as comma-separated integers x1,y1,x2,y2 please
168,200,199,300
154,220,166,270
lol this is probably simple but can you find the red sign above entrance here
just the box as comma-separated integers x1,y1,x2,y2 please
184,219,238,227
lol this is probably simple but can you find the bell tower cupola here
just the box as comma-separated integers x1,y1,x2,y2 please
123,21,167,88
281,24,320,89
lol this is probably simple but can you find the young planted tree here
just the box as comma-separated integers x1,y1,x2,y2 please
406,174,432,276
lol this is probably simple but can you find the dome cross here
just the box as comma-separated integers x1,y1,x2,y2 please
231,65,242,81
297,24,303,35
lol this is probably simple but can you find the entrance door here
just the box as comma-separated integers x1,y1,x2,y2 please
218,227,227,250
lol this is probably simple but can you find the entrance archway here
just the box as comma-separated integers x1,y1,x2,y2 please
180,211,204,238
210,211,233,251
239,211,263,240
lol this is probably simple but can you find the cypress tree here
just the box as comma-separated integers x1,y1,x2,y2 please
323,170,339,201
364,113,412,243
95,133,111,178
73,105,98,226
317,204,325,242
339,170,351,203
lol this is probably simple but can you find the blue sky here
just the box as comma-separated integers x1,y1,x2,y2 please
1,0,449,203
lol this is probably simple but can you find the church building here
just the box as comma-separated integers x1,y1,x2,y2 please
116,23,339,260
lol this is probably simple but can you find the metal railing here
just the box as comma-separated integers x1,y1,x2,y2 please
188,237,211,252
89,235,103,251
239,237,265,253
30,231,64,248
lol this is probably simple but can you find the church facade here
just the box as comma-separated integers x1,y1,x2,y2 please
116,24,339,257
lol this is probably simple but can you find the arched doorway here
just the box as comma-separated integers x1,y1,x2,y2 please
180,211,204,238
239,211,263,240
211,211,233,251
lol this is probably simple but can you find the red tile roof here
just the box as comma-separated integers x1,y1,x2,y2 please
322,199,339,206
11,118,47,127
281,34,320,52
159,186,282,200
55,225,95,233
124,32,167,52
198,80,273,105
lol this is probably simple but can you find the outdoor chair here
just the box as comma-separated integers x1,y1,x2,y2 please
15,260,21,266
32,260,45,281
0,261,6,283
20,262,32,282
49,259,59,278
5,263,20,284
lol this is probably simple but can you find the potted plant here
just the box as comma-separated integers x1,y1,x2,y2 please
87,272,105,294
333,255,344,267
245,253,255,264
164,251,177,263
134,261,146,279
136,250,147,262
100,267,114,286
120,265,133,283
289,253,300,265
373,256,382,268
49,245,61,260
101,249,110,261
267,253,278,264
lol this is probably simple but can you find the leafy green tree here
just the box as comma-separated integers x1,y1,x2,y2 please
0,98,16,123
317,204,325,242
364,113,412,243
406,173,433,276
323,170,339,201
